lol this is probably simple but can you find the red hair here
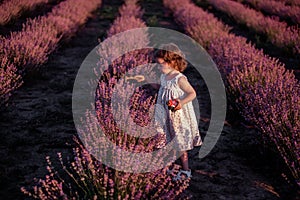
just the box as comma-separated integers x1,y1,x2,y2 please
154,43,187,72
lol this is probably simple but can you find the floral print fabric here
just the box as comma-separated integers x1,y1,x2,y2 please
154,73,202,151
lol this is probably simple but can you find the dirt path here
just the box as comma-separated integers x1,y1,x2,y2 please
0,0,299,199
0,0,122,199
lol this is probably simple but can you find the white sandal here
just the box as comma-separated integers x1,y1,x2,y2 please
172,169,192,181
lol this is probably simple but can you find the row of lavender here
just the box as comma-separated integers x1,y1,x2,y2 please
237,0,300,25
0,0,101,107
275,0,300,6
206,0,300,56
22,0,189,199
164,0,300,188
0,0,58,26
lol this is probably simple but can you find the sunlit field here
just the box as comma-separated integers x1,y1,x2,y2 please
0,0,299,199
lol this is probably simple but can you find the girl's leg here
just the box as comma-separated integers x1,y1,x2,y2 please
180,151,190,171
171,151,192,181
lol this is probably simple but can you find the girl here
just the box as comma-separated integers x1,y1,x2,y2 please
154,43,202,181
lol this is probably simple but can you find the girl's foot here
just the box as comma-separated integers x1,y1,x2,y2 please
172,169,192,181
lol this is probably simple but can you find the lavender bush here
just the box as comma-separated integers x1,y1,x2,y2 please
206,0,300,55
0,56,23,106
239,0,300,25
118,0,144,19
22,0,191,199
107,0,147,37
1,17,61,74
164,0,300,187
21,139,188,199
0,0,102,106
0,0,51,26
274,0,300,6
95,0,190,196
227,58,299,185
49,0,101,39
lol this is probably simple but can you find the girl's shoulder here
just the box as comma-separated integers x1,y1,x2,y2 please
174,73,187,83
164,72,185,82
176,72,186,79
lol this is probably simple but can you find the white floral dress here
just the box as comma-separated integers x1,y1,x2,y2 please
154,73,202,151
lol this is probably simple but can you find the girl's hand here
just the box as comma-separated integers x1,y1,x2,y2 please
173,99,182,111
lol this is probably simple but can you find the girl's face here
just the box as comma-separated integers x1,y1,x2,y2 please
156,58,174,74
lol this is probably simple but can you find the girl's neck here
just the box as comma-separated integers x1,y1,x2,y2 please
165,69,179,81
166,69,178,76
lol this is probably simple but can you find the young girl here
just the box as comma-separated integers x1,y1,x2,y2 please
154,43,202,181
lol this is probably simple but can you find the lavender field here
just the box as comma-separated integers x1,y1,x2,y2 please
0,0,299,199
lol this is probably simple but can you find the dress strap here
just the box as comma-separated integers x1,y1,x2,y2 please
174,73,186,84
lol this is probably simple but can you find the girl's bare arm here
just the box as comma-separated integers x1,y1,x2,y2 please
174,76,196,110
